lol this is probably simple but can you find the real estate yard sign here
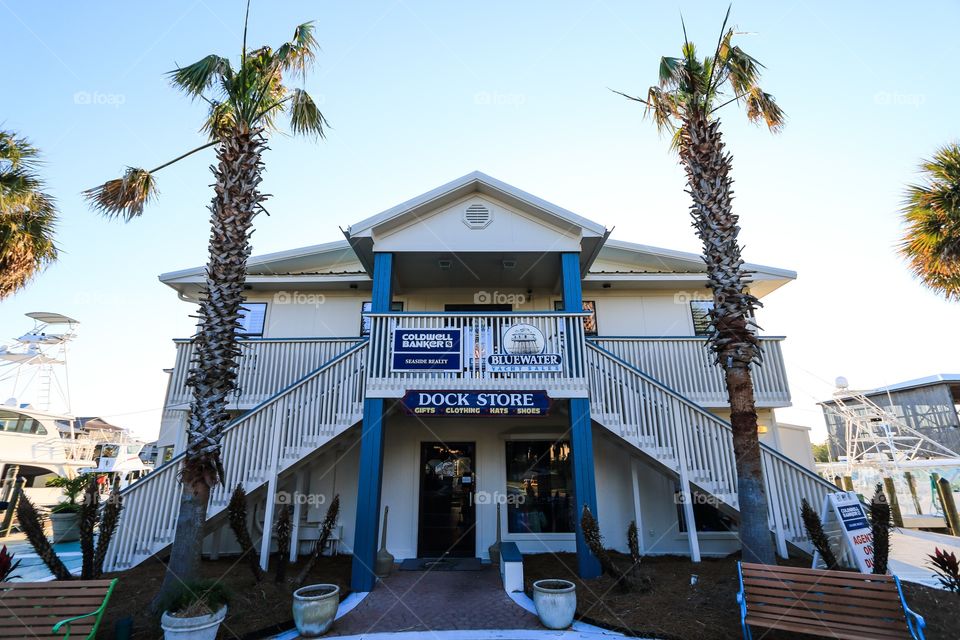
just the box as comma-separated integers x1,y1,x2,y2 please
813,491,874,572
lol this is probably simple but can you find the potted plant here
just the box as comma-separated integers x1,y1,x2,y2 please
45,475,93,543
292,584,340,637
532,579,576,629
160,580,229,640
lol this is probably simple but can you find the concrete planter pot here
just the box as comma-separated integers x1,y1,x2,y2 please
292,584,340,637
49,512,80,543
160,605,227,640
532,579,576,630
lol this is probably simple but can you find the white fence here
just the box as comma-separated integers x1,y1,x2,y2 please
168,337,361,407
588,336,790,407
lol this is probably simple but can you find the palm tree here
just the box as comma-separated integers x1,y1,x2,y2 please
899,143,960,299
615,9,784,564
0,131,58,299
85,5,328,607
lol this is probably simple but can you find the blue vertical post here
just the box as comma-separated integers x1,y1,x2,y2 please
351,252,393,592
561,252,601,579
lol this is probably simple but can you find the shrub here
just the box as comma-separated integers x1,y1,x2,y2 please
227,484,264,582
16,494,72,580
46,474,93,514
296,494,340,585
274,505,292,583
162,579,230,617
627,520,642,570
93,484,123,577
0,545,22,581
928,547,960,593
869,483,892,575
581,506,649,593
801,498,839,570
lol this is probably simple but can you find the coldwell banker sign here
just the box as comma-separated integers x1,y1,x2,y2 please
402,391,550,416
487,323,562,373
392,328,462,372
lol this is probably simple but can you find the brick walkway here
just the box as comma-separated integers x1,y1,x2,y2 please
327,567,541,636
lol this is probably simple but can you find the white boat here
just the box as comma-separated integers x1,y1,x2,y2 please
0,313,151,507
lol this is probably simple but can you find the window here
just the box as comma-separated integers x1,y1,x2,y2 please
690,300,713,337
505,440,574,534
0,411,46,435
360,301,404,336
238,302,267,337
554,300,598,336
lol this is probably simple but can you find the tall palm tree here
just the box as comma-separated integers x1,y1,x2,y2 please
616,9,784,564
85,6,328,607
899,143,960,299
0,131,58,299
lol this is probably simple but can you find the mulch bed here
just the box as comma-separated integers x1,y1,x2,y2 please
99,554,352,639
523,552,956,640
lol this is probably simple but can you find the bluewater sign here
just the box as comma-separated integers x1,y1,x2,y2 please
486,323,563,373
401,391,551,417
392,328,462,372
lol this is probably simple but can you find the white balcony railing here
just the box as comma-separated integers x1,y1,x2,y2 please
588,336,790,407
167,337,362,408
364,312,590,398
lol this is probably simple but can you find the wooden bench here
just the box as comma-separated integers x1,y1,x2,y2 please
737,563,925,640
0,579,117,639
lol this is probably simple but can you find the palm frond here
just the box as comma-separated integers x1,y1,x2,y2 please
744,87,785,131
83,168,158,221
202,101,237,141
658,57,684,89
169,55,232,99
723,45,763,97
277,22,319,79
288,89,329,138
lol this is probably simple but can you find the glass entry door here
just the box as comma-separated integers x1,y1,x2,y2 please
417,442,476,558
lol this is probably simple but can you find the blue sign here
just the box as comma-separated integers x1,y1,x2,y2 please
392,328,462,372
401,391,551,417
838,503,869,531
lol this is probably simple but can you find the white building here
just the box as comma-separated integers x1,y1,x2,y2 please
104,172,830,589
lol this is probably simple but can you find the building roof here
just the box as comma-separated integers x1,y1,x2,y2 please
159,172,796,298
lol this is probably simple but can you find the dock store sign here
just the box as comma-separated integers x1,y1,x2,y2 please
401,391,551,417
486,323,562,373
392,328,462,372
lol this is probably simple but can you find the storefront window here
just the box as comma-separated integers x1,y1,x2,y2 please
504,440,574,534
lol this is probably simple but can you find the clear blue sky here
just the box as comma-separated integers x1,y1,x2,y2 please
2,0,958,441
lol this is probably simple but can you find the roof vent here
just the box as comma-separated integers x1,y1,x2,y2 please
463,203,492,229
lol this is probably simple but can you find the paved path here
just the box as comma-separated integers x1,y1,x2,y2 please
327,567,542,636
889,527,960,588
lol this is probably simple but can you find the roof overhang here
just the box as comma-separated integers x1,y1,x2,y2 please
344,171,609,275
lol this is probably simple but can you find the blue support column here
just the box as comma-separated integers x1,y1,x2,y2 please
561,252,601,579
351,252,393,592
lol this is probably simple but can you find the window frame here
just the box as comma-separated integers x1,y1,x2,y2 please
360,300,404,336
238,302,268,337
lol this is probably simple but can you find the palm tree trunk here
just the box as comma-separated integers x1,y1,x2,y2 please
152,125,266,611
679,113,776,565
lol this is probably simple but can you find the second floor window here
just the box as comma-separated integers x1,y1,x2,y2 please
554,300,598,336
690,300,713,337
238,302,267,337
360,301,404,336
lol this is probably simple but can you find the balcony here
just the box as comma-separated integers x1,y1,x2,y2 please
167,337,362,408
364,312,590,398
165,331,790,411
588,336,791,407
